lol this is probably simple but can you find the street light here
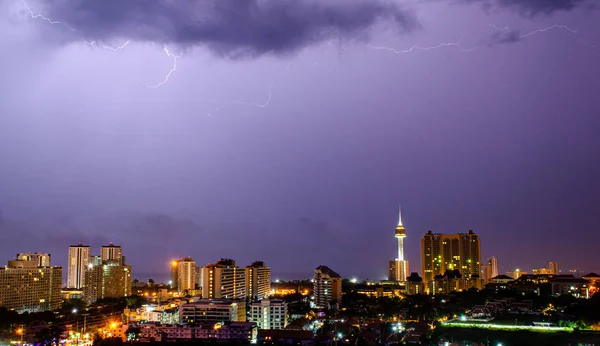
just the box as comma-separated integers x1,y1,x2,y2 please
16,325,24,346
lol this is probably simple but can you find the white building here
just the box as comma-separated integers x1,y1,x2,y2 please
180,299,245,324
250,299,287,330
67,243,91,289
101,243,123,265
177,258,196,293
245,261,271,299
198,259,246,299
16,252,52,267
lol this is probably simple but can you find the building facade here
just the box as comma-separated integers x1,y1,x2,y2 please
198,259,246,299
180,299,246,324
313,266,342,309
249,299,288,329
100,243,123,265
421,230,481,292
172,257,196,293
406,272,425,295
139,322,256,343
547,261,559,275
0,260,62,313
488,257,498,278
16,252,51,267
83,260,132,304
245,261,271,300
67,243,91,289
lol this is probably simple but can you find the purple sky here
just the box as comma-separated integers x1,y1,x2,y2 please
0,0,599,281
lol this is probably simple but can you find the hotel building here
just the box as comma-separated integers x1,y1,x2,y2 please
245,261,271,300
101,243,123,265
0,259,62,313
16,252,51,267
421,230,481,292
198,259,246,299
313,266,342,309
83,260,132,304
249,298,287,329
67,243,91,289
180,299,246,324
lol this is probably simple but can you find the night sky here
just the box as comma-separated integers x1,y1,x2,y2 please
0,0,599,281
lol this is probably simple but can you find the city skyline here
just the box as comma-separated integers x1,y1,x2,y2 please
1,1,599,282
0,218,588,284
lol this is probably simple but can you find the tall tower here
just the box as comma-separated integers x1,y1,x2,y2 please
101,243,123,265
389,208,409,282
67,243,91,289
395,207,406,261
487,257,499,278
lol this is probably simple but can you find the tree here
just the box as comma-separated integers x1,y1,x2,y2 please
61,298,87,314
35,325,64,345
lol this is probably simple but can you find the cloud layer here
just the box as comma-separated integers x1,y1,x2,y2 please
36,0,416,57
472,0,594,15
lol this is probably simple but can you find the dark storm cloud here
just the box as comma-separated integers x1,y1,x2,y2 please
39,0,416,57
484,28,522,45
95,212,202,240
466,0,595,15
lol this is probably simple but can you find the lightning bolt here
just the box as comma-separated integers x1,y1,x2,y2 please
366,36,477,54
365,22,596,57
490,23,597,49
207,54,300,116
145,46,180,88
82,39,130,51
20,0,66,26
20,0,178,86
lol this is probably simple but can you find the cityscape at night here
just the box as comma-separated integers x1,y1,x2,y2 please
1,0,600,345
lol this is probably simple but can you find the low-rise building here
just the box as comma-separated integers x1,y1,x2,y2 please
250,298,288,329
138,322,256,343
406,273,425,295
550,276,589,298
257,329,314,345
180,299,246,324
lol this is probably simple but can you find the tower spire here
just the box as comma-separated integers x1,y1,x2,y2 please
398,206,403,227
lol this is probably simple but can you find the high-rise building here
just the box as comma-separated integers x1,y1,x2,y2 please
175,258,196,293
481,265,492,283
0,260,62,313
91,256,102,267
249,299,287,329
101,243,123,265
198,259,246,299
245,261,271,299
421,230,481,291
171,259,179,290
313,266,342,309
83,260,132,304
389,208,409,282
16,252,51,267
547,261,559,275
67,243,91,289
487,257,498,278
